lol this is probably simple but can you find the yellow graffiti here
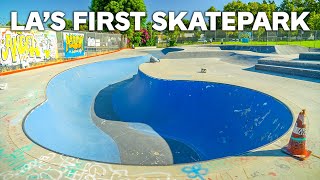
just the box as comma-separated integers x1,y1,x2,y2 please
65,34,84,52
44,49,51,59
1,34,40,63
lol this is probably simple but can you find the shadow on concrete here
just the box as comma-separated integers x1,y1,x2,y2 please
221,53,266,66
142,48,184,59
94,77,134,120
220,53,266,66
229,53,266,60
94,77,201,164
242,149,288,157
164,137,201,164
244,66,320,83
161,47,184,55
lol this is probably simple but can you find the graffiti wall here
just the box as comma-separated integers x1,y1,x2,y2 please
0,28,58,66
63,32,85,58
87,37,101,47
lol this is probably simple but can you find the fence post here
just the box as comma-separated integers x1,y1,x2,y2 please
288,30,290,45
94,32,97,55
61,32,64,60
315,30,317,48
215,31,216,43
300,30,302,46
251,30,253,43
84,32,87,56
107,34,110,52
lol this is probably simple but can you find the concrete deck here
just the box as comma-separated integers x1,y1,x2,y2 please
0,47,319,179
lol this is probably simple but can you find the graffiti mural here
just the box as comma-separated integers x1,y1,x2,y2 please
63,32,85,58
87,37,101,47
0,28,58,66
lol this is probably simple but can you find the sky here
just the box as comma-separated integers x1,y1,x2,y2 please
0,0,282,25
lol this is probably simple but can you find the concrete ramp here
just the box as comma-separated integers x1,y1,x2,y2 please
163,51,232,59
275,45,309,55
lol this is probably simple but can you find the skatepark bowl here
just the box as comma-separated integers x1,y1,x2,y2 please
23,51,293,166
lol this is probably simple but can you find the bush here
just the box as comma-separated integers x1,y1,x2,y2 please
168,40,177,47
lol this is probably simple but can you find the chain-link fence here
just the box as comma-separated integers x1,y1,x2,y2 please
0,27,127,73
164,29,320,48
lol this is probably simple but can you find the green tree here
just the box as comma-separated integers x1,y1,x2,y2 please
167,26,181,46
223,0,249,12
259,0,277,21
64,18,74,30
247,2,261,16
304,0,319,13
193,28,202,39
5,21,25,26
223,0,249,36
46,18,73,30
278,0,304,14
79,24,89,31
278,0,320,30
308,12,320,30
90,0,147,46
207,6,222,30
146,21,159,46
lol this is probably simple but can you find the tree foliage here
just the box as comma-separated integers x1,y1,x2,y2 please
207,6,222,29
5,21,25,26
88,0,320,46
219,0,320,38
47,18,74,30
308,12,320,30
90,0,147,46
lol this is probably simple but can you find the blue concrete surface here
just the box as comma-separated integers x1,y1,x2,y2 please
112,70,293,162
24,48,293,164
24,55,151,163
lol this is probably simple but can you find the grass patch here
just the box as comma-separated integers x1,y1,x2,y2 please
160,40,320,48
220,40,320,48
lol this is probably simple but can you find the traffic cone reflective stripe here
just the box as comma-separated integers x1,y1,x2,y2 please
290,137,306,142
282,109,311,161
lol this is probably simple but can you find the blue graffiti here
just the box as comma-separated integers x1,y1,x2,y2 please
182,164,208,180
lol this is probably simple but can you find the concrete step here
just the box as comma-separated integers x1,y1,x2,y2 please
255,64,320,79
299,52,320,61
258,60,320,70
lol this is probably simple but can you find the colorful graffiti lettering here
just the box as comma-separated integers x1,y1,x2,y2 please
182,164,208,180
0,149,174,179
0,144,34,172
0,28,58,66
65,34,84,52
63,33,85,58
1,34,40,63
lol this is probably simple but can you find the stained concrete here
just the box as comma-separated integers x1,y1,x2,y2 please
0,47,319,179
91,79,174,165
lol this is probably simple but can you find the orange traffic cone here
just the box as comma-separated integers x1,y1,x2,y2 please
282,109,312,160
